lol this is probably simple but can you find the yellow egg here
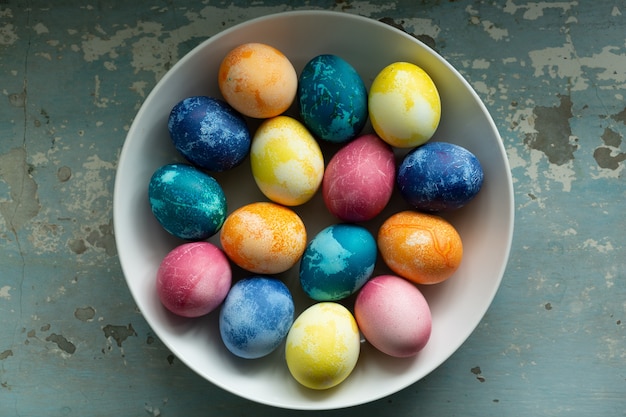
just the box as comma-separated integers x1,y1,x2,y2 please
285,302,360,390
368,62,441,148
250,116,324,206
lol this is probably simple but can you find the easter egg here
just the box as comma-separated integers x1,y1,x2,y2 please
397,141,484,212
250,116,324,206
156,242,232,318
285,302,360,390
219,277,294,359
298,54,368,143
377,211,463,285
168,96,250,172
322,134,395,222
219,202,307,274
369,62,441,148
299,224,376,301
355,275,432,357
218,43,297,119
148,164,227,240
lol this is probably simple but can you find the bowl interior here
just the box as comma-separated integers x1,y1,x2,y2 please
113,10,514,410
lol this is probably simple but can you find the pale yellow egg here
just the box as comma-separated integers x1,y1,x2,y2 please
285,302,360,390
369,62,441,148
250,116,324,206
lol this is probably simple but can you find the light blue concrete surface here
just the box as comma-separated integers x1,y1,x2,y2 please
1,1,625,416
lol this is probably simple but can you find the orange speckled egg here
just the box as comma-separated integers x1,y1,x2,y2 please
218,43,297,119
377,211,462,285
220,202,307,274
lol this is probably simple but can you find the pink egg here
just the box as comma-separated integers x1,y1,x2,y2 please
354,275,432,357
156,242,232,318
322,134,395,222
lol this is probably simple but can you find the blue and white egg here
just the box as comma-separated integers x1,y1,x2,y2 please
298,54,368,144
148,163,227,240
299,224,377,301
168,96,251,172
219,277,295,359
397,141,484,212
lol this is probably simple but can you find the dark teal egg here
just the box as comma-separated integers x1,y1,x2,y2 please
148,163,227,240
298,54,368,144
299,224,376,301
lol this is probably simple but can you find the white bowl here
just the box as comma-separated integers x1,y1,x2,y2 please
114,10,514,410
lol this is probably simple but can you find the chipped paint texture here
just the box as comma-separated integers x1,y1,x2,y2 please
0,1,625,416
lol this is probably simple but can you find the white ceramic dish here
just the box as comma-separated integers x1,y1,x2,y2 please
114,10,514,410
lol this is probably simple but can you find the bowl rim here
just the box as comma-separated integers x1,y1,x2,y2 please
113,9,515,410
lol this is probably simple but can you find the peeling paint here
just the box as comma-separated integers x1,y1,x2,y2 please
592,116,626,175
0,23,19,46
470,366,486,382
33,22,49,35
528,40,587,91
103,324,137,347
45,333,76,354
529,38,626,91
0,286,11,300
580,47,626,88
597,335,626,361
65,154,115,216
69,219,117,256
57,166,72,182
27,221,62,254
524,95,577,166
481,20,509,41
503,0,578,20
74,306,96,322
605,270,615,289
612,107,626,125
0,148,41,234
45,286,67,303
594,143,626,171
130,80,148,98
68,238,88,254
582,238,614,253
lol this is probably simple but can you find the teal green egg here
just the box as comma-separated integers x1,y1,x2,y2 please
299,224,376,301
298,54,368,144
148,163,227,240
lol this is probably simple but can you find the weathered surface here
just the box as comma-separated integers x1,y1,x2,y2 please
1,1,625,416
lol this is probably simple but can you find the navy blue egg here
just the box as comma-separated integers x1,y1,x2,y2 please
168,96,251,172
148,163,227,240
219,277,295,359
299,224,376,301
298,54,368,144
397,142,484,212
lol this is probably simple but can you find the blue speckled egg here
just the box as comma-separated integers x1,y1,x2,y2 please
299,224,377,301
219,277,295,359
148,163,227,240
168,96,251,172
397,141,484,212
298,54,368,144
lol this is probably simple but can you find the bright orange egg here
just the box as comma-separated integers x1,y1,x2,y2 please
377,211,463,285
219,202,307,274
218,43,297,119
